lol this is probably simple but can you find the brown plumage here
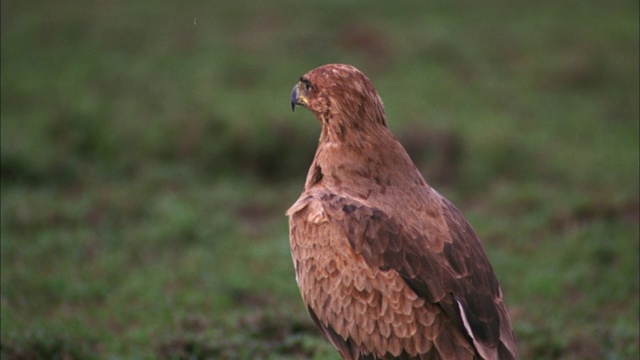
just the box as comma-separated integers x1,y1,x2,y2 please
287,64,518,360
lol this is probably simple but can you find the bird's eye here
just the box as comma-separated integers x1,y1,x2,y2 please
302,79,313,91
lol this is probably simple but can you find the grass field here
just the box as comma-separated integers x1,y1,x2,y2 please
1,0,638,359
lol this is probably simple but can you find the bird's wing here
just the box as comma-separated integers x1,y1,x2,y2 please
289,192,477,359
316,192,518,359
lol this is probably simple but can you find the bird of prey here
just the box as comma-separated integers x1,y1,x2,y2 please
287,64,518,360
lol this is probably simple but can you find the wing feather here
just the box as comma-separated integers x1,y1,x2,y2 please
318,192,517,359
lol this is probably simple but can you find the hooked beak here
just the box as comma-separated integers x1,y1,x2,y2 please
290,84,299,112
290,81,308,112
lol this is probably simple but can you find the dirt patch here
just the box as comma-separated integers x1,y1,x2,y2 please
1,335,98,360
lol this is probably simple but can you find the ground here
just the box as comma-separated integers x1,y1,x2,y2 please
1,0,638,359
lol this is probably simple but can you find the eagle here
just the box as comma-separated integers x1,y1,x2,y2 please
287,64,518,360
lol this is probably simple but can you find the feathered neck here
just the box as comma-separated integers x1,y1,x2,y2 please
314,96,387,144
304,120,427,200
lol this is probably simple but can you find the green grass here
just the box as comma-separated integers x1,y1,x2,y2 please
1,0,638,359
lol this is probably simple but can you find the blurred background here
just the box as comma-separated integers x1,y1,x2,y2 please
1,0,638,359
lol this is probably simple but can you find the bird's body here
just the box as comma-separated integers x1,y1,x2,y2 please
287,64,518,359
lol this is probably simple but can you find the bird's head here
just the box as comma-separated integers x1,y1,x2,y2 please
290,64,387,131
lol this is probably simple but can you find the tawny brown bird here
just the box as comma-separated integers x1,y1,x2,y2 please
287,64,518,360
